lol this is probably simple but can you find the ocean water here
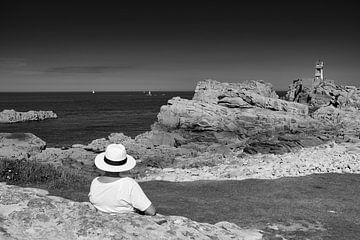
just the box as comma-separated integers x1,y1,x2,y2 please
0,91,287,147
0,92,193,147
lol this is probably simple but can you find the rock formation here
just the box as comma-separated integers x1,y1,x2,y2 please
142,79,330,154
285,76,360,142
0,133,46,160
0,183,262,240
0,109,57,123
286,78,360,110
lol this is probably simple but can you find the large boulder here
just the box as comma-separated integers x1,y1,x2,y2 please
0,183,262,240
0,133,46,160
0,109,57,123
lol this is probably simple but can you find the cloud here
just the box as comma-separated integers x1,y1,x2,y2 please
0,58,28,69
45,65,133,74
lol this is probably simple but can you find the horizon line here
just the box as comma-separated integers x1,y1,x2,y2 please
0,89,289,93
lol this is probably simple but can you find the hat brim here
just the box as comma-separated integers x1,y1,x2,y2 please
94,152,136,172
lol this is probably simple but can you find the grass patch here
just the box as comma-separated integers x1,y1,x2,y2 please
0,158,91,190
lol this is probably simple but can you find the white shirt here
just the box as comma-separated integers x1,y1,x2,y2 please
88,177,152,213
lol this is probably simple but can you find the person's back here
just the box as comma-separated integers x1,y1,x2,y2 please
89,176,155,215
88,144,156,216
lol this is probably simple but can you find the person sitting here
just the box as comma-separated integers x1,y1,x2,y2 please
88,143,156,215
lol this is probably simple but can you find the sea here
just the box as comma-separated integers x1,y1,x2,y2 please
0,91,287,148
0,92,193,147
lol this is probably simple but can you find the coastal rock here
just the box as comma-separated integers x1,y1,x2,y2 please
311,106,360,140
139,79,360,155
155,95,322,150
0,109,57,123
30,147,98,174
312,106,360,127
0,133,46,160
286,78,360,109
37,132,195,172
193,79,308,115
193,79,278,104
140,141,360,182
0,183,262,240
84,133,135,153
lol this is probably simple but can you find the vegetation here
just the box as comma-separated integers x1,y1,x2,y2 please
0,158,91,190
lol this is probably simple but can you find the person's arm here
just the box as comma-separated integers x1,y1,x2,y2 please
130,179,156,216
143,203,156,216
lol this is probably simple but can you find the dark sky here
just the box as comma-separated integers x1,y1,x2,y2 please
1,2,359,91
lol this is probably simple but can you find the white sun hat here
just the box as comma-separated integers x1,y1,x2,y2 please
94,143,136,172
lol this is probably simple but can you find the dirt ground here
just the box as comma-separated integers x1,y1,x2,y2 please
44,173,360,239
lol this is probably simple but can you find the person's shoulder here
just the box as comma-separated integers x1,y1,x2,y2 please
122,177,137,184
91,177,100,184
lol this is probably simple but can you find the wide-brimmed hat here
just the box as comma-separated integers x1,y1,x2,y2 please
94,143,136,172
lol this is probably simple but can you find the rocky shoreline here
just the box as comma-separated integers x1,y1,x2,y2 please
139,141,360,182
1,78,360,183
1,77,360,239
0,109,57,123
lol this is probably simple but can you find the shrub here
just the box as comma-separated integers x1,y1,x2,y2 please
0,158,91,190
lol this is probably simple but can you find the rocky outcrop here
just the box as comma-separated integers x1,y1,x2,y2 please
193,79,308,115
0,133,46,160
29,147,98,175
0,183,262,240
140,141,360,182
193,79,279,104
286,78,360,109
142,79,328,154
311,106,360,142
0,109,57,123
0,132,196,176
157,97,315,133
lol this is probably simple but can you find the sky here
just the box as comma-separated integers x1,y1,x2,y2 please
1,2,359,91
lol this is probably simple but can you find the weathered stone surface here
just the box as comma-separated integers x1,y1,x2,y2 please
83,133,135,153
0,183,262,240
311,106,360,140
0,109,57,123
156,97,320,143
0,133,46,160
286,78,360,109
140,141,360,182
193,79,308,115
144,79,360,155
29,147,98,174
193,79,278,104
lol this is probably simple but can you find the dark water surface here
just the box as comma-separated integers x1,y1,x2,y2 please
0,92,193,147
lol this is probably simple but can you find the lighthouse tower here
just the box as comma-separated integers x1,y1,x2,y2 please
315,60,324,81
313,60,324,87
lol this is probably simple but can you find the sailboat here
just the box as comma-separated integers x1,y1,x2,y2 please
147,91,152,96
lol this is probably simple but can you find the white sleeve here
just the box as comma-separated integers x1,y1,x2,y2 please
130,180,152,212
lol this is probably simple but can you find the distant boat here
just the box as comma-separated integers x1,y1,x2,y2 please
92,90,95,94
146,91,152,96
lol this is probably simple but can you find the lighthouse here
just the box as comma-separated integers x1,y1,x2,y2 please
315,60,324,81
313,60,324,87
